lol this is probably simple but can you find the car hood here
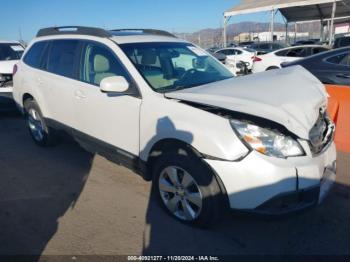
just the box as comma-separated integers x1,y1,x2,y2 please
165,66,327,139
0,60,18,74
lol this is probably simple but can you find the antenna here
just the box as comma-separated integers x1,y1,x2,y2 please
18,27,23,42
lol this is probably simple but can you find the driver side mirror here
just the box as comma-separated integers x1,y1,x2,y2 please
100,76,129,93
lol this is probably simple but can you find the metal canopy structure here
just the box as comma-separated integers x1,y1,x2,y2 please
279,1,350,21
223,0,350,46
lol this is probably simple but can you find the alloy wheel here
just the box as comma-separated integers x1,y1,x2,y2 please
158,166,203,221
27,108,45,142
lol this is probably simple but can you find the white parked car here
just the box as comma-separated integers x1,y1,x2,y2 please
214,47,255,70
252,45,330,73
13,27,336,227
0,40,24,93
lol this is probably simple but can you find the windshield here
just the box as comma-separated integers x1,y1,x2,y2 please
120,42,233,92
0,43,24,61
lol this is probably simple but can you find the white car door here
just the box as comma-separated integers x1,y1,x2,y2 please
38,40,81,128
73,40,141,159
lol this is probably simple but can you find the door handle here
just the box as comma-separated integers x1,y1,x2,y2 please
75,90,86,99
336,74,350,79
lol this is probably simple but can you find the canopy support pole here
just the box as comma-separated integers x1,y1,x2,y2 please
285,22,289,44
270,9,275,42
329,0,337,46
326,20,330,41
223,16,228,48
294,23,297,44
320,20,324,42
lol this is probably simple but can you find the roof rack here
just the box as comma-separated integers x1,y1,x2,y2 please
110,29,176,38
36,26,177,39
36,26,112,38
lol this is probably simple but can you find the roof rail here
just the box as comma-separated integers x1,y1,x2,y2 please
111,29,176,38
36,26,112,38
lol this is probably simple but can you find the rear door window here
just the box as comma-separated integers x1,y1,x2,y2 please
23,41,48,68
275,49,288,56
216,49,234,55
326,53,350,66
47,40,80,78
285,47,308,57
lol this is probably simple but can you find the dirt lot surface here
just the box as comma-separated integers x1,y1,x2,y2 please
0,95,350,256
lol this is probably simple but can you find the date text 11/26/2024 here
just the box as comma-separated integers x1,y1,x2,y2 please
127,256,220,261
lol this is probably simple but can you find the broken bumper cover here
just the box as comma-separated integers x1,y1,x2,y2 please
254,160,336,215
253,185,320,215
204,142,336,213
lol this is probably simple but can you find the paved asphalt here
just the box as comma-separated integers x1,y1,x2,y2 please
0,94,350,256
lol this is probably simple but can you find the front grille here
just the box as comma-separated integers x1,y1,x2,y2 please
309,110,335,155
0,74,13,88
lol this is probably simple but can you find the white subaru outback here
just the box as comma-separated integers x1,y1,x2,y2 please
13,27,336,227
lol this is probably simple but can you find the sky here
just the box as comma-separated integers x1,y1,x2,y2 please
1,0,284,42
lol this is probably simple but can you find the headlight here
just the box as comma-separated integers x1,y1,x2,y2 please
230,119,305,158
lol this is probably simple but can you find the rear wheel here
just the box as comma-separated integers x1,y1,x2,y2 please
152,151,224,227
24,99,57,147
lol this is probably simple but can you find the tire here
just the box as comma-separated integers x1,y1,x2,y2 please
24,99,57,147
152,151,224,227
266,66,279,71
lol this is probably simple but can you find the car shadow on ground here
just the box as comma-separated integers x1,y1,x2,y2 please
0,106,94,259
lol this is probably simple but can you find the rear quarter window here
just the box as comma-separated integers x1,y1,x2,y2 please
23,41,48,69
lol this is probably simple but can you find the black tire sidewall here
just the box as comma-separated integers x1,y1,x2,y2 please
152,152,223,227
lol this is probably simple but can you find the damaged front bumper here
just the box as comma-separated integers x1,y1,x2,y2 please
204,142,337,214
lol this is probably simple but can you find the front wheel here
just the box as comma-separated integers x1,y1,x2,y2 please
152,152,224,227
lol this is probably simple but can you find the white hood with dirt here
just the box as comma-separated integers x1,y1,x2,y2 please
165,66,327,139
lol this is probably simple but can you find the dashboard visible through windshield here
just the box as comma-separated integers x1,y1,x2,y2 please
120,42,233,92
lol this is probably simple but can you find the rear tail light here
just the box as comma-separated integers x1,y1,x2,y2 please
253,56,262,62
13,64,18,76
